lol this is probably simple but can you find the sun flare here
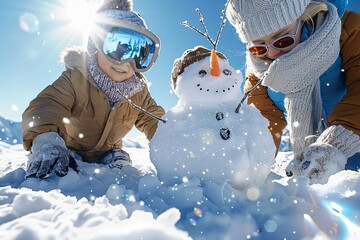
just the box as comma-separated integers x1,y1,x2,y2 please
60,0,101,45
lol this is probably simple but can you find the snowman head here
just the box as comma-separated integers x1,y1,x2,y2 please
171,46,243,105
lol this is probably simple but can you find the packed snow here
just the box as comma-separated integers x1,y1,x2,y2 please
1,139,360,239
150,56,275,187
1,51,360,239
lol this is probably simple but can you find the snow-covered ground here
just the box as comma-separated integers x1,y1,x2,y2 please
1,47,360,240
1,138,360,240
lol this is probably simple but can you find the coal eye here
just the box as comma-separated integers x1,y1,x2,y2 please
223,69,232,75
199,70,207,77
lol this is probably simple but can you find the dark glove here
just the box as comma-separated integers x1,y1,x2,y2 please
99,149,132,170
25,132,80,179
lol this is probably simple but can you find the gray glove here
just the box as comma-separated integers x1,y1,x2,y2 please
285,142,347,184
25,132,80,179
286,125,360,184
99,149,132,170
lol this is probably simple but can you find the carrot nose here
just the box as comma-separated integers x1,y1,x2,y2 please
210,49,220,77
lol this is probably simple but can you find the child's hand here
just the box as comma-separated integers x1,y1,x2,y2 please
26,145,80,179
99,149,132,170
285,142,346,184
25,132,80,179
286,125,360,184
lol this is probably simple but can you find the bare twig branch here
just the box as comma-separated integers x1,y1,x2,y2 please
214,0,230,50
235,73,267,113
181,21,208,39
196,8,215,48
181,1,229,50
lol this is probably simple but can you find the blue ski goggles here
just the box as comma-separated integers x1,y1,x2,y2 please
93,22,160,72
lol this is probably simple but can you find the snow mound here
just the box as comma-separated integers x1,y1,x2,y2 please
1,142,360,239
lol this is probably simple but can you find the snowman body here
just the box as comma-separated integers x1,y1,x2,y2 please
150,56,275,186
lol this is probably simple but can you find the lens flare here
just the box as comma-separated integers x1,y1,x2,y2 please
19,13,40,33
303,214,332,239
326,201,360,239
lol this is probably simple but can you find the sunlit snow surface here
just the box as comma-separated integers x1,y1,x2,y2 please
1,137,360,240
1,56,360,239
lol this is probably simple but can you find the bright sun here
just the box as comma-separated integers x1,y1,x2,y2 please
60,0,100,45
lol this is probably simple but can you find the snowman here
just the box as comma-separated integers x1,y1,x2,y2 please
150,6,276,188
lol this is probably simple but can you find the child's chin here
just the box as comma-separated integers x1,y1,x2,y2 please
112,78,127,83
111,74,129,83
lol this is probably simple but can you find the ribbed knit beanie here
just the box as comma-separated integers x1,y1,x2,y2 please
96,0,146,27
88,0,147,55
226,0,311,42
171,46,227,90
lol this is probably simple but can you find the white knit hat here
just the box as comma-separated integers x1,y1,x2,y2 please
226,0,311,42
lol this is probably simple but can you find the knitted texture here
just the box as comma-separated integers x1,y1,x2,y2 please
246,4,341,155
97,0,133,12
226,0,311,42
94,0,146,28
171,46,227,89
86,0,147,103
317,125,360,159
87,48,145,103
95,10,147,28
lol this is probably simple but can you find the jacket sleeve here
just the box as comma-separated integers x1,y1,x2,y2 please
328,11,360,136
22,71,75,151
244,73,287,154
134,88,165,140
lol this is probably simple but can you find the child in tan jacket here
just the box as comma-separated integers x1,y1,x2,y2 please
22,0,164,179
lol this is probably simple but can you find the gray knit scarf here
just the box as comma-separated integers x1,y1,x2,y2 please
87,39,145,104
246,4,341,155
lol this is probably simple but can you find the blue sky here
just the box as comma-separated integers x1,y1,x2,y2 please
1,0,359,125
0,0,246,123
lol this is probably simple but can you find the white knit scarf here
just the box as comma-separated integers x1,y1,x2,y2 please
246,4,341,155
87,39,145,103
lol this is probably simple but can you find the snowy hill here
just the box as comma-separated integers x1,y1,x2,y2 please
0,116,22,145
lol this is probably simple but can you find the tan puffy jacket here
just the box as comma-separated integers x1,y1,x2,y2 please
244,11,360,154
22,48,165,162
